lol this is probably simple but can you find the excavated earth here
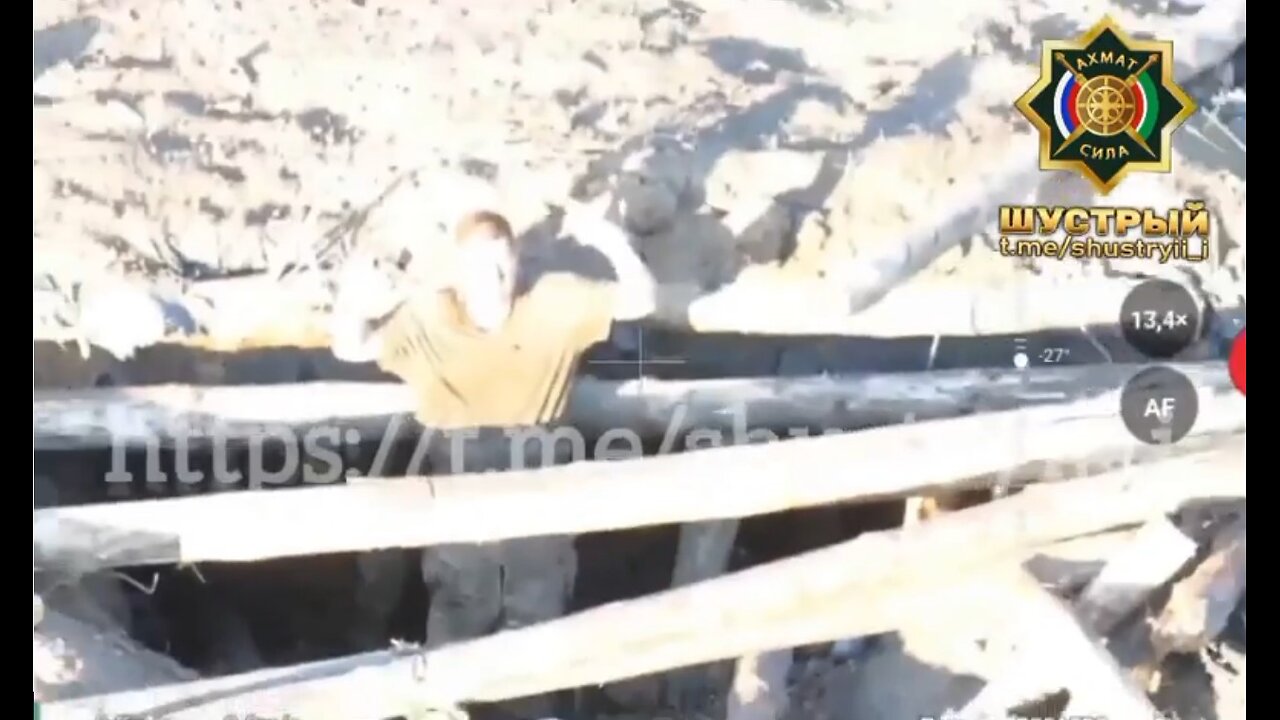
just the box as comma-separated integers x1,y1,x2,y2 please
34,0,1245,718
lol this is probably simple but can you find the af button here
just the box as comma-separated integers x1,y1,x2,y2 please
1120,366,1199,445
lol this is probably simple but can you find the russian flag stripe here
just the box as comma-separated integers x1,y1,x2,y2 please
1052,71,1077,138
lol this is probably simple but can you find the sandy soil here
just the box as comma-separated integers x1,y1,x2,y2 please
33,0,1246,717
34,0,1245,351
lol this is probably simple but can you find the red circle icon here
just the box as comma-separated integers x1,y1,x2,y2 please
1228,328,1245,396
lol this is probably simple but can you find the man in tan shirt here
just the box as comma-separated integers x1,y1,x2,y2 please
329,200,656,656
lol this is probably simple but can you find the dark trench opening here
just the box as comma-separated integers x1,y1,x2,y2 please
33,311,1238,715
34,431,924,711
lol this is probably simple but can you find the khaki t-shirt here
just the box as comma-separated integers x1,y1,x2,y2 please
376,271,615,430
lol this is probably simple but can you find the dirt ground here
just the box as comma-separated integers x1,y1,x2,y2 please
34,0,1245,718
35,0,1244,349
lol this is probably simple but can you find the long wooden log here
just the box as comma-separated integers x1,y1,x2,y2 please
32,273,1246,346
33,361,1234,450
36,534,1121,720
42,443,1244,720
33,372,1244,573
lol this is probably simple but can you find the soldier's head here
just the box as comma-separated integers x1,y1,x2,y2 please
450,210,519,333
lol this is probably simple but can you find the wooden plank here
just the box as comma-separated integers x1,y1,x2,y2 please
29,267,1244,344
47,271,1123,349
958,519,1201,719
1022,528,1143,594
34,376,1244,573
1074,518,1198,636
41,442,1243,720
665,518,742,707
957,571,1162,720
1151,515,1247,658
1126,514,1247,693
33,361,1234,450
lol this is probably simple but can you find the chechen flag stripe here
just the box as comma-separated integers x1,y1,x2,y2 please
1131,71,1160,138
1052,71,1078,137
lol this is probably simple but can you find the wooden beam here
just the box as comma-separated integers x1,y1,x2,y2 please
1074,517,1198,636
684,263,1234,340
665,518,742,707
32,361,1234,449
1151,515,1247,658
1021,528,1143,594
31,269,1244,345
1124,514,1247,693
959,519,1201,718
42,442,1244,720
957,570,1162,720
34,374,1244,573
